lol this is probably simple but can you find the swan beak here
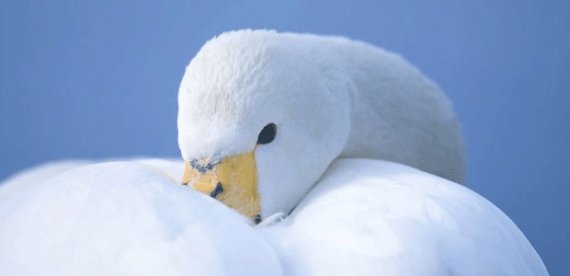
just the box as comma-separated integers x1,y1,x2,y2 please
182,151,261,223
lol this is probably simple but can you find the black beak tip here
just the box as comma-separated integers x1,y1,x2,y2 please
254,214,262,224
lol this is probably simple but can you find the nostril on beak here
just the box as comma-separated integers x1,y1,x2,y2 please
210,183,224,198
190,159,221,173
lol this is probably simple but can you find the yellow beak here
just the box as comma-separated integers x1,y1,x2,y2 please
182,150,261,222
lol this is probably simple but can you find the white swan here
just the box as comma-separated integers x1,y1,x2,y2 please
0,30,547,275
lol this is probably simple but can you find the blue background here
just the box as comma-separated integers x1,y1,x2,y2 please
1,0,568,274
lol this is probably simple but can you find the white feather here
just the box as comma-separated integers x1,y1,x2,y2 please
261,159,547,275
0,161,281,276
0,30,547,275
179,30,464,216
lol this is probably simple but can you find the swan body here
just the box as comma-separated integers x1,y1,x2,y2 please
0,159,547,275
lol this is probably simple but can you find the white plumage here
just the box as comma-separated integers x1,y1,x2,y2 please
0,159,547,275
262,159,547,275
0,30,547,275
0,161,281,276
179,30,464,217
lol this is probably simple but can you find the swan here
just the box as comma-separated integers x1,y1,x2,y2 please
0,29,547,275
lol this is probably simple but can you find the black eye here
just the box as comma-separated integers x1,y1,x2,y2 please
257,123,277,145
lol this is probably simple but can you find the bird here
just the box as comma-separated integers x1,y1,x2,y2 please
0,30,547,275
178,29,465,221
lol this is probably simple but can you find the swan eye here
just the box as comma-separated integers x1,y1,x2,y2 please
257,123,277,145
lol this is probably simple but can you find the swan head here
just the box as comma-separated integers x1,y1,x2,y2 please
178,30,352,222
